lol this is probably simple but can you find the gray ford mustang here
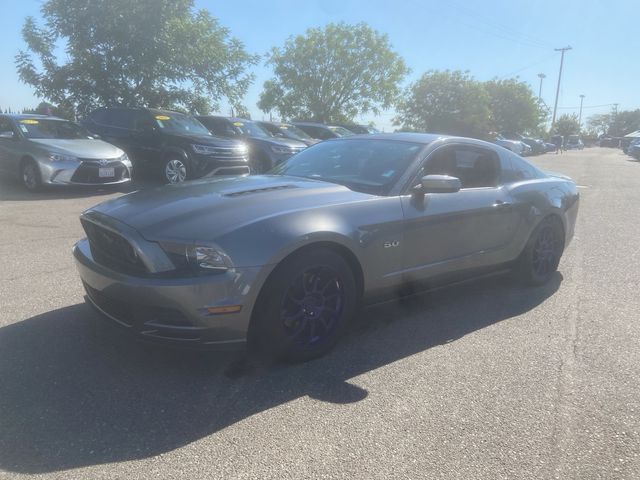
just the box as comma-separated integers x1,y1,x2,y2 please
73,133,579,360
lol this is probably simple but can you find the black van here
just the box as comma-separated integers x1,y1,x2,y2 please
81,107,250,183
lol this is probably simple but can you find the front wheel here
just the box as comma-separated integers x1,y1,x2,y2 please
162,158,189,184
251,248,357,362
515,217,564,286
21,159,42,192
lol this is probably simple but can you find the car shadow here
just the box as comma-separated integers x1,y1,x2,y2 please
0,177,159,202
0,273,562,474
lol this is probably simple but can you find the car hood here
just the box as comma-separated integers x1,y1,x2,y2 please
89,175,372,242
29,139,124,158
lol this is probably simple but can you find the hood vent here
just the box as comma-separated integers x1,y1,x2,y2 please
222,184,298,197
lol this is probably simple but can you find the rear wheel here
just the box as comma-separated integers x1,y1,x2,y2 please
251,248,357,362
21,159,42,192
162,157,189,184
515,217,564,285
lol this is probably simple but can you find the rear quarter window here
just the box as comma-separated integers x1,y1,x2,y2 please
503,151,546,183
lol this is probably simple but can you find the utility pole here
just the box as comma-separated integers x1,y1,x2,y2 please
551,46,572,126
537,73,546,99
578,94,585,130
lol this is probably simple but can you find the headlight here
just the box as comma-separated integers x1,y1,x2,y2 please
192,144,218,155
270,145,293,155
119,153,132,166
160,242,232,273
48,153,79,162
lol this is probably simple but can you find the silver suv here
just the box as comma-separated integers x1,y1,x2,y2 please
0,114,132,191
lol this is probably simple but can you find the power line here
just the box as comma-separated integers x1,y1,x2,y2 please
446,1,553,49
558,103,616,110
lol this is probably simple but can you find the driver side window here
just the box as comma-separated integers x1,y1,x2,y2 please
423,145,501,189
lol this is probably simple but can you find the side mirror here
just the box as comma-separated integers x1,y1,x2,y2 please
0,131,16,140
413,175,461,194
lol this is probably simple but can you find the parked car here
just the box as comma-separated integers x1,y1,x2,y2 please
74,133,579,361
500,132,545,155
493,134,526,155
81,107,249,183
565,135,584,150
335,124,381,135
293,122,356,140
628,138,640,159
197,117,307,173
0,114,132,191
621,133,640,153
255,121,320,147
543,142,558,153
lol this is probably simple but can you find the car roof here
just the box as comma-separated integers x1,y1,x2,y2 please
5,114,67,121
327,132,508,149
293,121,333,128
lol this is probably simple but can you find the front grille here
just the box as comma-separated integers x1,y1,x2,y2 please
71,160,129,184
81,219,147,274
199,146,248,162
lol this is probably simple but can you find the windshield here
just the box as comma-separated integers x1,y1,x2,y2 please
278,123,313,140
328,126,356,137
232,120,271,138
152,112,211,136
16,118,91,139
272,139,423,195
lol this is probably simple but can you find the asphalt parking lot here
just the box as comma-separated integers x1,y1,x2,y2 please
1,147,639,479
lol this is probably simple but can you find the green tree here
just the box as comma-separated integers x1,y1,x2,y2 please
258,23,408,123
394,70,491,138
16,0,258,116
586,113,611,136
552,114,581,136
22,101,74,120
233,104,251,119
484,78,546,134
609,109,640,136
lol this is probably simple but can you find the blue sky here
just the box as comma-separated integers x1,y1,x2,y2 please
1,0,637,130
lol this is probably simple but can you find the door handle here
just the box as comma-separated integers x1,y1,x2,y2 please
493,200,512,208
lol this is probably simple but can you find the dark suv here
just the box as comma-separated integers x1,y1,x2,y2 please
196,116,307,173
82,107,250,183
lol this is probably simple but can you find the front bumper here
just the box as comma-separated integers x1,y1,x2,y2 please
73,238,264,348
39,158,132,186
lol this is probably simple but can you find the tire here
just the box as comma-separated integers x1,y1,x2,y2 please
250,248,357,362
21,159,42,192
162,157,190,184
515,216,564,286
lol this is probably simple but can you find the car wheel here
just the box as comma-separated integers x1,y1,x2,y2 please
516,217,564,286
251,248,357,361
162,158,189,184
21,159,42,192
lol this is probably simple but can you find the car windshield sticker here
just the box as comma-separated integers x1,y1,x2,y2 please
19,125,28,133
19,119,39,124
233,122,244,127
155,115,171,121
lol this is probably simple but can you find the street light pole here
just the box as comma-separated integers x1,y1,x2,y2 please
578,94,585,130
537,73,546,99
551,46,572,126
